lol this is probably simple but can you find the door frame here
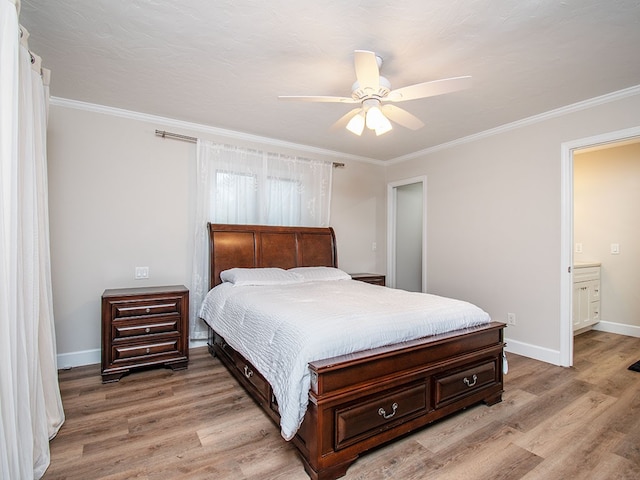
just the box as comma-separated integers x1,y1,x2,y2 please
560,125,640,367
387,176,427,291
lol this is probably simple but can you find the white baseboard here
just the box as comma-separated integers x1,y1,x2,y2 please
56,338,210,369
57,348,101,369
504,337,562,366
60,338,562,369
504,324,640,369
190,338,208,349
593,321,640,337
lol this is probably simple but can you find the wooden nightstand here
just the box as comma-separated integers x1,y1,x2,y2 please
101,285,189,383
349,273,386,286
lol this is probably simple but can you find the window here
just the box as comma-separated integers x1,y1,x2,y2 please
190,140,334,338
213,170,258,224
266,176,302,225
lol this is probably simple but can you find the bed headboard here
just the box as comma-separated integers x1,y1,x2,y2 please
207,223,338,288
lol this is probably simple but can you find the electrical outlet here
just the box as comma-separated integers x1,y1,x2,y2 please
135,266,149,279
575,243,583,253
507,313,516,325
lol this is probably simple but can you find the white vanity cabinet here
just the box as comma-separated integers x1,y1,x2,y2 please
572,263,601,332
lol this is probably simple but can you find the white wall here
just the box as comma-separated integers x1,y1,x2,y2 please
331,154,387,274
574,142,640,329
47,103,386,366
48,90,640,368
386,92,640,362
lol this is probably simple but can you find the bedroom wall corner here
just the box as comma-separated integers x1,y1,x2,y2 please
330,161,387,275
384,91,640,364
46,102,387,366
46,105,195,365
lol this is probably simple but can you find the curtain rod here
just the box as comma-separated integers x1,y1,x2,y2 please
155,129,345,168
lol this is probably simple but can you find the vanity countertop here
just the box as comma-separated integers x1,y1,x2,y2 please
574,261,601,268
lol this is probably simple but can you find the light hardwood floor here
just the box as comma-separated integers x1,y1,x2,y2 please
43,331,640,480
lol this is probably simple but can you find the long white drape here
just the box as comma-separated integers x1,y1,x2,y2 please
0,1,65,478
189,140,333,339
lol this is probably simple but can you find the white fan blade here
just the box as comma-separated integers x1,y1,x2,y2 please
381,104,424,130
386,76,472,102
278,95,357,103
330,108,362,130
354,50,380,91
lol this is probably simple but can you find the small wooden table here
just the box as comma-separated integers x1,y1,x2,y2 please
101,285,189,382
349,273,386,286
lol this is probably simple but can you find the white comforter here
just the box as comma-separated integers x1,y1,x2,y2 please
199,280,490,440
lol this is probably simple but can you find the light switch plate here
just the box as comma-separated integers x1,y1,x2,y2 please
135,266,149,279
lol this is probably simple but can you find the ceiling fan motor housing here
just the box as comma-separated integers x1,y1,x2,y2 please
351,76,391,101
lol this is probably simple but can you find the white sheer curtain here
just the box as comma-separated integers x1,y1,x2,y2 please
0,2,65,478
189,140,333,339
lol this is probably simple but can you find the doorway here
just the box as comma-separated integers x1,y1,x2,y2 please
387,176,427,291
560,126,640,366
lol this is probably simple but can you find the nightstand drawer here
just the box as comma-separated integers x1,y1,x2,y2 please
113,339,180,361
113,298,182,319
113,317,179,340
434,359,497,408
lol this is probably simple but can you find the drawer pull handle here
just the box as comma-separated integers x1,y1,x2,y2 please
145,327,151,333
145,347,150,354
378,402,398,420
463,374,478,387
243,365,253,378
145,308,151,313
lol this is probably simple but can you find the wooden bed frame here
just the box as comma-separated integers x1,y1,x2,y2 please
204,223,505,480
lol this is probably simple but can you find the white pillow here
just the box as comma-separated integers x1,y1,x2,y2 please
288,266,352,282
220,268,302,286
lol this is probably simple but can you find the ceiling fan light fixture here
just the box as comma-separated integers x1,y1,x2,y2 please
346,112,365,136
365,105,386,130
375,116,392,136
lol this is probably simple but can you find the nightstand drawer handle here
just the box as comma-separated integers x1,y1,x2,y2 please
378,402,398,420
145,347,150,354
463,374,478,387
145,327,151,333
243,365,253,378
145,308,151,313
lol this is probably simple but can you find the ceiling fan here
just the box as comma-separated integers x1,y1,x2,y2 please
278,50,471,136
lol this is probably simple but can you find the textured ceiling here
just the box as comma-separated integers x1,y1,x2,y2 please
18,0,640,161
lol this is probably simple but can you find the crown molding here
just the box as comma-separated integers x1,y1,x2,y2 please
387,84,640,165
50,84,640,167
49,97,383,166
